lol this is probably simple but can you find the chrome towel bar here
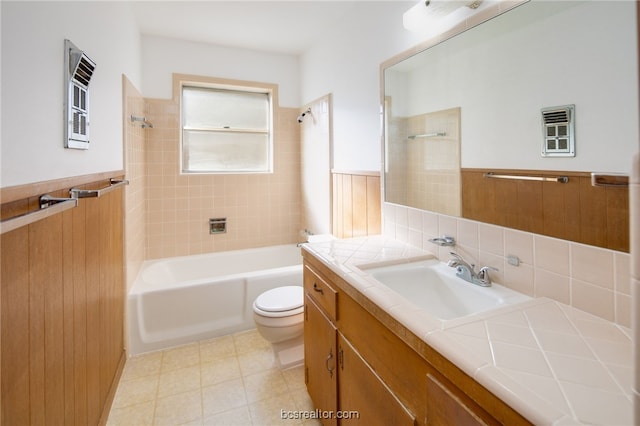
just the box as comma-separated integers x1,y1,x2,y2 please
483,172,568,183
408,132,447,139
1,196,77,235
70,179,129,199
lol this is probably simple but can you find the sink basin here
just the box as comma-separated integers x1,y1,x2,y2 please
361,259,531,321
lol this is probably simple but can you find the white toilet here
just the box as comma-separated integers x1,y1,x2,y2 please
252,285,304,369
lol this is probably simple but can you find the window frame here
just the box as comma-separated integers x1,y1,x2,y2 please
178,77,275,175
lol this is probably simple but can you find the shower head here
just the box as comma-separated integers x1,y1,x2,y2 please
297,108,311,123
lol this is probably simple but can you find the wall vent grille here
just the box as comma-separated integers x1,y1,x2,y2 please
541,104,575,157
64,40,96,150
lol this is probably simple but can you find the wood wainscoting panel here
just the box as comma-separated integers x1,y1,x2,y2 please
1,177,126,425
332,171,381,239
462,169,629,252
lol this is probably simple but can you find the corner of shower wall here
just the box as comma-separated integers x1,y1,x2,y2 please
123,75,148,294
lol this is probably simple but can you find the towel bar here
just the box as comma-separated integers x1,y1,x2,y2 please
483,172,568,183
70,179,129,199
1,196,77,235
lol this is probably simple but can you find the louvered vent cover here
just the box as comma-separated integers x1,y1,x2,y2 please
541,105,575,157
64,40,96,150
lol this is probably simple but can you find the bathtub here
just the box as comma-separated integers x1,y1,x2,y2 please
128,244,303,355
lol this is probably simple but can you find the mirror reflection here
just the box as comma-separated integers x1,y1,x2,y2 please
384,0,637,224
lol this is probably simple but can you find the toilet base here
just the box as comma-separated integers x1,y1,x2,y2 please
272,334,304,369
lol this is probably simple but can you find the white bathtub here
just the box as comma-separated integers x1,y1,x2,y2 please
128,244,303,355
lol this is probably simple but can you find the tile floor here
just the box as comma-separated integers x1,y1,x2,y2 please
107,330,320,426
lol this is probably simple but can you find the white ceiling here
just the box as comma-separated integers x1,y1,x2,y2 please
130,1,382,55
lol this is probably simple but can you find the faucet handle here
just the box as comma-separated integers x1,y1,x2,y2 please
476,266,498,285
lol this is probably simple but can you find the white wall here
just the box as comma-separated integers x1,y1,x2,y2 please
401,1,637,173
300,1,638,175
1,1,141,188
140,35,300,106
300,1,421,172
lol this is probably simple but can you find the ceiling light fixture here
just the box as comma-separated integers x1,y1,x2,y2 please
403,0,488,36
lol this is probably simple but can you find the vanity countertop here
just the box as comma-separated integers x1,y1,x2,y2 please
302,236,633,426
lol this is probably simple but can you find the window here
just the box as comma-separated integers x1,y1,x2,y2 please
181,84,273,173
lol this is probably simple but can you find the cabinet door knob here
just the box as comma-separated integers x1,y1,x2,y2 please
326,350,335,378
313,282,324,295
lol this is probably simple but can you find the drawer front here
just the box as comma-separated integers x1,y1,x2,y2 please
304,264,337,320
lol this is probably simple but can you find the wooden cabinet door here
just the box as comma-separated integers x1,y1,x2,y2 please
426,374,491,426
338,333,416,426
304,294,338,425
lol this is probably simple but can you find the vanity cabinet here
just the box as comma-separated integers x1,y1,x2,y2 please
302,252,531,426
304,263,415,425
426,374,488,426
304,293,337,425
337,333,415,425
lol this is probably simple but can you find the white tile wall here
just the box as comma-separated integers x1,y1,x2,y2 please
383,202,631,327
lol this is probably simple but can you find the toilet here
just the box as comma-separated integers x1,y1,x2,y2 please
253,285,304,369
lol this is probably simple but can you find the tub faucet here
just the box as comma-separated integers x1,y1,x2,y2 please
447,252,497,287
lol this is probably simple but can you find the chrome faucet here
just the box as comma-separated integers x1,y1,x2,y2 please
447,252,497,287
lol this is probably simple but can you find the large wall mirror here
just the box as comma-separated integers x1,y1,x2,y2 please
383,0,637,251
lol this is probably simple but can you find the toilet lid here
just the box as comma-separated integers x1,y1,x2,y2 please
255,286,303,312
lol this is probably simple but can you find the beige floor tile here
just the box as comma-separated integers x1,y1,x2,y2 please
291,390,315,413
237,347,275,376
158,364,201,398
200,335,237,363
111,329,315,426
282,365,306,392
202,377,248,418
122,351,163,380
202,406,253,426
201,356,242,387
107,400,155,426
154,389,202,426
112,374,159,409
249,392,301,425
233,329,271,354
162,343,201,372
243,369,289,404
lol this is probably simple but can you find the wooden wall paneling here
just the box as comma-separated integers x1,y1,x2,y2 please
541,177,567,240
1,227,30,425
561,177,581,242
1,177,126,425
99,194,110,406
332,172,382,239
62,209,76,424
102,190,124,405
84,197,102,425
28,217,51,425
494,178,517,228
343,175,354,238
366,176,381,235
71,201,89,425
517,180,543,234
351,175,368,237
461,169,629,252
461,171,493,224
34,215,65,424
579,176,608,248
606,185,629,251
332,174,343,238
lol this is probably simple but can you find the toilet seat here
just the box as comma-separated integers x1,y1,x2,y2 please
253,286,303,318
